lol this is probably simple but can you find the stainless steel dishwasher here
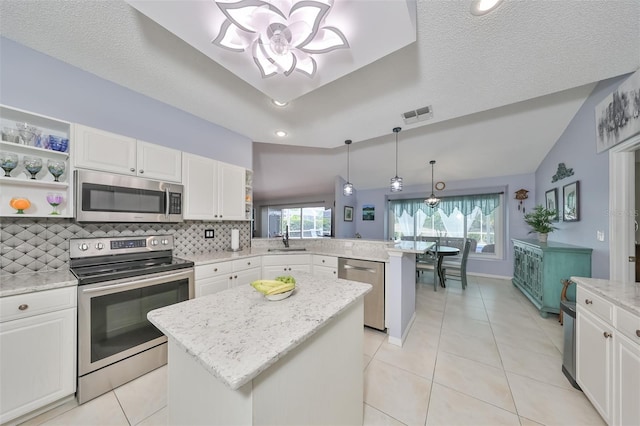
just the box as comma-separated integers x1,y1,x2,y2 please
338,258,385,330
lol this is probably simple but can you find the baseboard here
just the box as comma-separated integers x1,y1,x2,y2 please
467,272,513,280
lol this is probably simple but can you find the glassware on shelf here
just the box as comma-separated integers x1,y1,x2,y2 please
2,127,19,143
23,156,43,179
0,152,19,177
16,123,39,146
47,159,66,182
9,197,31,214
46,193,64,215
48,135,69,152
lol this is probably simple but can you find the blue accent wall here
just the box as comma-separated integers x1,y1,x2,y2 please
0,37,252,168
535,75,631,279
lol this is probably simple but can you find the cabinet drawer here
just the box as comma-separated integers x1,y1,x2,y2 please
262,254,312,266
577,287,613,324
0,286,76,323
232,257,261,271
196,261,233,279
313,255,338,268
616,306,640,343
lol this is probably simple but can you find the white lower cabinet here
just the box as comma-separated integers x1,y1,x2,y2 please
262,254,312,279
312,254,338,278
576,286,640,426
196,257,262,296
0,287,76,424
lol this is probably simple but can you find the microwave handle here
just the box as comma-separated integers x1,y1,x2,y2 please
165,187,170,218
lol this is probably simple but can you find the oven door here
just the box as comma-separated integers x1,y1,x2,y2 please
77,268,194,376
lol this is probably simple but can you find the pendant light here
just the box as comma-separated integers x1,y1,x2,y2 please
425,160,440,208
343,139,353,196
390,127,403,192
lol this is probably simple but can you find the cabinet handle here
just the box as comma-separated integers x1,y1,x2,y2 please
247,262,251,266
636,330,640,338
139,169,144,174
322,259,325,263
214,268,218,272
603,331,612,339
18,304,28,311
234,275,237,279
585,299,593,305
333,271,336,274
130,168,135,172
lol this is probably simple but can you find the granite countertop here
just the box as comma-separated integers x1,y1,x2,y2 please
0,269,78,298
147,271,372,390
388,241,435,254
572,276,640,316
183,247,388,266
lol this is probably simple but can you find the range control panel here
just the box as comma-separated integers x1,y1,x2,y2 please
70,235,174,258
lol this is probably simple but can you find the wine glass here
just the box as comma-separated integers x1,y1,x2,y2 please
47,159,66,182
0,152,18,177
16,123,38,146
23,156,42,179
46,193,64,215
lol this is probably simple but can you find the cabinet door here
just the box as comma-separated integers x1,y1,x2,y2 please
314,265,337,278
182,153,218,220
73,124,136,175
218,161,246,221
197,275,232,297
614,334,640,426
0,308,76,424
576,310,613,423
234,268,262,288
290,264,312,275
262,265,291,280
137,140,182,182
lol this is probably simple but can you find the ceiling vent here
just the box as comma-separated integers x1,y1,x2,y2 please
402,105,433,124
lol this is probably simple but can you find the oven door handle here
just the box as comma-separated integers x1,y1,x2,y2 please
165,187,170,218
81,270,191,294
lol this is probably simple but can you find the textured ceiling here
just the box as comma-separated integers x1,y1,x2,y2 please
0,0,639,202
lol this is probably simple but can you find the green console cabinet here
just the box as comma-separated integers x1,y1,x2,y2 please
512,239,592,317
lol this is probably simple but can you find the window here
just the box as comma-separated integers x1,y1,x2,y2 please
389,192,503,257
267,206,331,238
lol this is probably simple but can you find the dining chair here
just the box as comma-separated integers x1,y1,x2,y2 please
442,239,472,290
416,237,440,291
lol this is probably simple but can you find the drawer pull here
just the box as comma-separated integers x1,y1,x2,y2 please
18,304,28,311
214,268,218,272
322,259,325,263
247,262,251,266
603,331,612,339
585,299,593,305
636,330,640,338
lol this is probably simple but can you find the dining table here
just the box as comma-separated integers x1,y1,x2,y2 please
427,245,460,288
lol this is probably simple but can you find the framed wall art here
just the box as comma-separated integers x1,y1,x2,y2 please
344,206,353,222
362,204,375,221
545,188,559,221
563,181,580,222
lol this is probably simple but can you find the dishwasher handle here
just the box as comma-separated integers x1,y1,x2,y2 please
342,264,377,274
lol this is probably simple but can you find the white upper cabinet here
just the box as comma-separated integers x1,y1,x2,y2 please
182,152,218,220
182,153,247,221
136,140,182,182
73,124,181,182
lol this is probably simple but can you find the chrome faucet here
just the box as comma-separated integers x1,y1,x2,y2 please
283,225,290,248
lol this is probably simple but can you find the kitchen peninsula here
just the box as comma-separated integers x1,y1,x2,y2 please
147,272,371,425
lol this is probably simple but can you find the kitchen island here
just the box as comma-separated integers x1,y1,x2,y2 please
147,271,371,425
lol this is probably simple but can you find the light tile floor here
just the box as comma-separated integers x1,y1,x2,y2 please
21,275,605,426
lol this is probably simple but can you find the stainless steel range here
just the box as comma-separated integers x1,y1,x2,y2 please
70,235,194,404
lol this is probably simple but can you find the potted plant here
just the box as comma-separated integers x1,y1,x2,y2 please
524,204,558,243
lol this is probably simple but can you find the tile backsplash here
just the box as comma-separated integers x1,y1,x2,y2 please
0,218,251,275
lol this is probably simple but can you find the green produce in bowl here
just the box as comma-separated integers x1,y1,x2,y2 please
275,275,296,284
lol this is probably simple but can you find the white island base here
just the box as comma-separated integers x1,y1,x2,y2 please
166,301,364,425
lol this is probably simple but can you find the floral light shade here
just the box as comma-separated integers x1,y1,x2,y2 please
212,0,350,78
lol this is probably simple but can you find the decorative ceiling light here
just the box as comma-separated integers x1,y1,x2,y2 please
425,160,440,208
212,0,350,79
343,139,353,196
470,0,504,16
390,127,403,192
272,99,289,107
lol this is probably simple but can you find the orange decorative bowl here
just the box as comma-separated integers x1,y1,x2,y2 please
10,197,31,214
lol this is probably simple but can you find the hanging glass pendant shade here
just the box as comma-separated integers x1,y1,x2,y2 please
390,127,403,192
425,160,440,208
343,139,354,196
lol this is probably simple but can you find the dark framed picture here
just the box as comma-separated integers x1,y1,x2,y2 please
545,188,559,221
344,206,353,222
362,204,375,221
563,181,579,222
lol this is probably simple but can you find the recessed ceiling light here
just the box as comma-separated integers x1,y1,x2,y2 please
272,99,289,107
470,0,503,16
275,130,288,137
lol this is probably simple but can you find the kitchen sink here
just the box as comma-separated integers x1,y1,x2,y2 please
267,248,307,252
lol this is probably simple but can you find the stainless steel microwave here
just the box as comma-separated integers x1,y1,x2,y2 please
75,170,183,223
